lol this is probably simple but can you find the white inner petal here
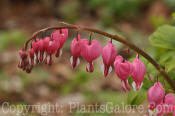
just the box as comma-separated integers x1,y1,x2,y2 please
76,57,80,67
148,108,158,116
59,49,62,57
19,58,22,66
86,63,90,72
108,66,112,74
132,81,137,91
34,53,37,65
38,51,40,63
47,55,50,65
132,82,143,91
122,80,127,90
43,52,46,62
140,82,143,90
70,56,73,65
29,57,31,65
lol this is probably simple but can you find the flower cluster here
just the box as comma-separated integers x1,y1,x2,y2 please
147,81,175,116
18,28,146,91
18,28,68,73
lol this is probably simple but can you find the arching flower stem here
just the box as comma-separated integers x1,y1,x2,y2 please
23,22,175,91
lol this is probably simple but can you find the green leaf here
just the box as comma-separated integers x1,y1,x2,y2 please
127,90,138,105
149,25,175,49
127,90,146,106
159,51,175,72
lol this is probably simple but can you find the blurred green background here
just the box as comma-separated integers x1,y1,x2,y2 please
0,0,175,116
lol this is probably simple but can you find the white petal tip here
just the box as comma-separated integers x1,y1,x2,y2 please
47,55,50,65
43,52,46,62
121,80,127,91
76,57,80,67
59,49,62,57
70,56,73,66
109,66,112,74
86,63,90,72
34,54,37,65
132,82,143,91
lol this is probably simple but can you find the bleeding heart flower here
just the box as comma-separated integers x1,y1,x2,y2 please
131,54,146,91
43,37,50,61
159,93,175,115
164,93,175,105
45,40,58,65
114,55,132,91
38,39,44,62
32,39,40,64
52,28,68,57
29,48,34,67
102,40,117,77
81,39,102,72
147,82,165,110
18,50,28,69
70,34,81,68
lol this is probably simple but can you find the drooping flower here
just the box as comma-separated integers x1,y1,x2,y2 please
157,93,175,115
32,39,40,64
147,82,165,110
164,93,175,105
18,50,28,69
114,55,132,91
81,39,102,72
102,40,117,77
70,34,81,68
131,54,146,91
38,39,44,62
43,37,50,61
29,48,34,67
45,40,58,65
52,28,68,57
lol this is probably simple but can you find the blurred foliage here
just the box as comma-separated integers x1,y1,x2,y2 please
61,68,100,95
127,90,146,106
150,15,167,29
149,25,175,49
85,0,153,26
0,30,27,51
86,0,152,17
59,0,80,23
171,12,175,26
163,0,175,11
